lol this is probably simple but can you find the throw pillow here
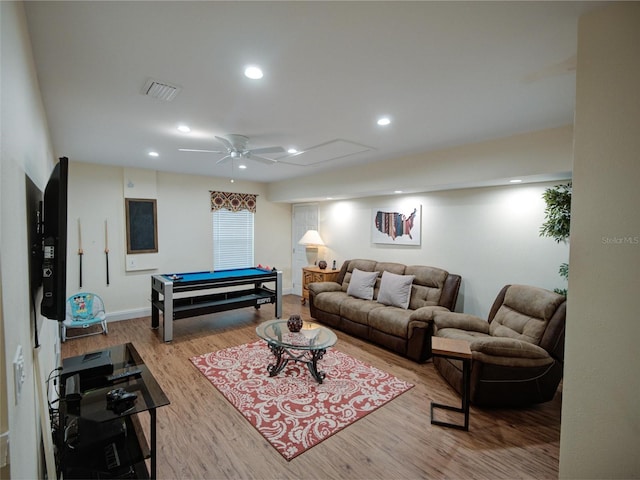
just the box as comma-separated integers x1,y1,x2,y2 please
377,271,415,309
346,268,379,300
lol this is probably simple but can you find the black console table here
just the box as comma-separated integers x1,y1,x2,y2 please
58,343,170,479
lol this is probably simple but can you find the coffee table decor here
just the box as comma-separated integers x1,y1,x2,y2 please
286,314,303,332
190,340,413,460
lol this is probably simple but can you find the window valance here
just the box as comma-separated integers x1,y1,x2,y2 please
210,191,257,213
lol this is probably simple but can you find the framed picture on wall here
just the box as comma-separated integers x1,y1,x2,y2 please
371,205,421,245
125,198,158,254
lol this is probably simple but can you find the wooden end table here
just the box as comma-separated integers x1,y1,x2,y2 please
431,336,472,431
301,266,340,305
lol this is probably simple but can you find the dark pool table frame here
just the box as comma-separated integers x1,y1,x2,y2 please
151,268,282,342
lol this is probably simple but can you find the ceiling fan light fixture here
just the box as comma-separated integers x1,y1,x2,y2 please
244,65,264,80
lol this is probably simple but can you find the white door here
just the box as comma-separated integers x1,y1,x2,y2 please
292,204,319,296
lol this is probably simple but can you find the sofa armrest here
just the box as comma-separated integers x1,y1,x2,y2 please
408,306,449,338
410,305,449,322
433,312,490,334
470,337,554,368
308,281,342,295
439,273,461,311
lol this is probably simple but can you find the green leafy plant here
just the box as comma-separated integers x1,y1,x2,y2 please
540,182,571,295
554,262,569,296
540,182,572,243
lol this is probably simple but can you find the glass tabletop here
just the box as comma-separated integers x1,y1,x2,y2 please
256,319,337,350
66,343,170,423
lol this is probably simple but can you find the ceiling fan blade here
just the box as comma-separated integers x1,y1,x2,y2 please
249,154,277,165
249,146,285,155
215,154,232,165
179,148,225,154
214,136,234,151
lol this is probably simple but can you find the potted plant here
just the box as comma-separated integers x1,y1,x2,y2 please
539,182,571,296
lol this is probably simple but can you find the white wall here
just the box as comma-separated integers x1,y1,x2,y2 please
560,3,640,478
67,162,292,319
317,182,569,317
0,2,60,478
270,125,573,203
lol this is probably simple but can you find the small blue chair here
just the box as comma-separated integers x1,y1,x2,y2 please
62,292,108,342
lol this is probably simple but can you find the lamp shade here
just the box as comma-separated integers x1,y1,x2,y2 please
298,229,325,246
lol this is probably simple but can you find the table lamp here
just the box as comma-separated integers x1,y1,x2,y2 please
298,229,325,266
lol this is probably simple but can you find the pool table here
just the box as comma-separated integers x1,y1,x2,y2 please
151,267,282,342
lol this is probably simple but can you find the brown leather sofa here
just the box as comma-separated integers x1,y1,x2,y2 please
432,284,566,407
308,259,461,362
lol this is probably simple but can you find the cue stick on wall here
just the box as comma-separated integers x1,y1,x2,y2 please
105,219,110,285
78,218,83,288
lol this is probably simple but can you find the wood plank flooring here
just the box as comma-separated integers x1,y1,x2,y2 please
61,295,561,480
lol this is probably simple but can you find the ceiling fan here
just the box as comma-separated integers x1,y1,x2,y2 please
179,134,285,165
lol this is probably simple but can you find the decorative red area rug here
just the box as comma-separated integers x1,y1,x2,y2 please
190,340,413,460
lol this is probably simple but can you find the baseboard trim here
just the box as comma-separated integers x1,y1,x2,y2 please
106,307,151,323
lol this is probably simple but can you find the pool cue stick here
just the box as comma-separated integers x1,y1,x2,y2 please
105,219,110,285
78,218,83,288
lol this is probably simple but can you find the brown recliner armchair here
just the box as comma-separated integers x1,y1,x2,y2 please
432,284,566,407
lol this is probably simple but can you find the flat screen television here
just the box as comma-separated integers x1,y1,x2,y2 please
41,156,69,321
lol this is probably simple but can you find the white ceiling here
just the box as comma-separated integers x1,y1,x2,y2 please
24,1,602,184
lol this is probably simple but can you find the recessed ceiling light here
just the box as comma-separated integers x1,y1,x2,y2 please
177,125,191,133
287,148,298,154
244,65,264,80
238,164,247,170
148,151,159,157
394,190,403,194
377,117,391,126
510,179,523,183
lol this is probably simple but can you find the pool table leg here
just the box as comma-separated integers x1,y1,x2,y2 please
163,282,173,342
276,271,283,318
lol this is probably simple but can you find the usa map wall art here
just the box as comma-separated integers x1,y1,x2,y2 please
371,205,421,245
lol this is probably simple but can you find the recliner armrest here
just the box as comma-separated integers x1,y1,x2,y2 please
434,312,489,333
308,281,342,295
470,337,554,368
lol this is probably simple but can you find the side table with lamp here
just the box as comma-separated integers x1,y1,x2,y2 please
301,266,340,305
298,229,338,304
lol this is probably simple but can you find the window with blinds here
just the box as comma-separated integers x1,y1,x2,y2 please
212,208,254,270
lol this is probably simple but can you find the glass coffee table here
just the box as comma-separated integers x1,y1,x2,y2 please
256,319,337,384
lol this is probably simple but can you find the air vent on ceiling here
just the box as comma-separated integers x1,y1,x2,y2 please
142,78,181,102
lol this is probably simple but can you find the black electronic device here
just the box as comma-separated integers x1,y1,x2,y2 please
106,388,138,414
64,374,83,416
106,368,142,384
61,350,114,386
63,417,132,478
26,175,45,346
41,156,69,321
26,176,43,297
